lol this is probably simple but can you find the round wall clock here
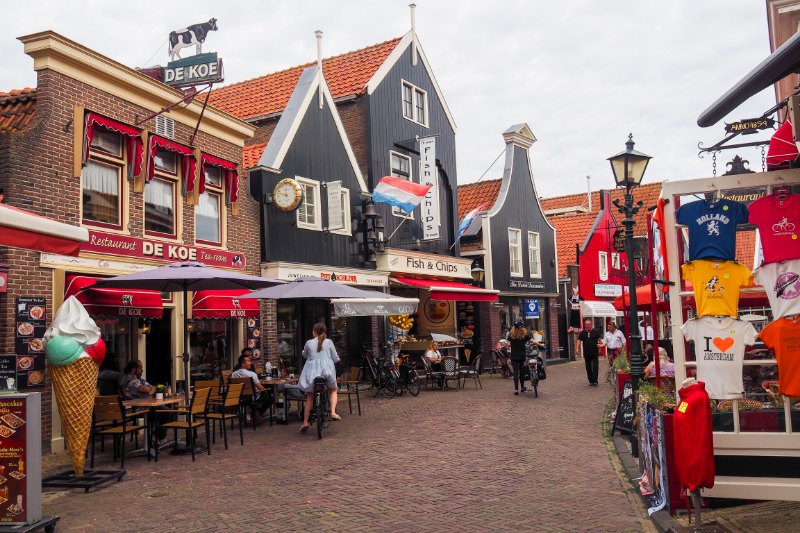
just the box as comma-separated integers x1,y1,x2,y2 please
273,178,304,212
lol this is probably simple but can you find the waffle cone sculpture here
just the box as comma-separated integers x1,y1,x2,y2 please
44,296,106,477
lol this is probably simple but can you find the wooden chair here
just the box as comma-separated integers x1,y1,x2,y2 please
195,379,223,408
338,367,362,416
229,377,261,430
201,382,245,449
220,369,233,386
441,357,460,391
158,387,212,462
459,353,483,390
91,396,145,469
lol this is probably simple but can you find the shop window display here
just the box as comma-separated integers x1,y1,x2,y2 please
189,319,232,379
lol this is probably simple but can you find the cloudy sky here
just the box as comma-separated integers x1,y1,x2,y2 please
0,1,777,199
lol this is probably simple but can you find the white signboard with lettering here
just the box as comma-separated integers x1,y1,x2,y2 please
419,137,439,240
377,250,472,279
326,180,344,231
594,283,623,297
262,262,388,287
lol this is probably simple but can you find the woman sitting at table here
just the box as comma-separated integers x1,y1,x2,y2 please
299,323,341,433
644,347,675,378
425,341,444,388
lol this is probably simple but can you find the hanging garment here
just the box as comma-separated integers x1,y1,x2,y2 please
680,317,757,399
673,381,715,492
754,258,800,319
748,193,800,265
682,260,753,318
676,198,748,261
758,316,800,397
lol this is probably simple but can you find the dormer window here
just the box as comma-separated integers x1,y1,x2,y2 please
401,81,428,127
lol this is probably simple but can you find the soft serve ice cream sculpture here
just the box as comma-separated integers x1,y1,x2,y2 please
43,296,106,476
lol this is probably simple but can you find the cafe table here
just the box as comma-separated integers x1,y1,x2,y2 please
260,378,298,425
123,396,183,459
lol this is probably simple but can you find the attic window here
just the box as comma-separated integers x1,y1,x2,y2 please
401,81,428,127
156,115,175,140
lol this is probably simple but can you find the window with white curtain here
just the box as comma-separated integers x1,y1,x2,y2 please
82,159,121,226
196,191,221,244
401,81,428,126
297,177,321,230
390,151,413,219
509,228,522,277
599,251,609,281
330,187,351,236
145,178,175,235
528,231,541,278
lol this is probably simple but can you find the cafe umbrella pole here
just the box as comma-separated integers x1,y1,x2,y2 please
182,283,190,403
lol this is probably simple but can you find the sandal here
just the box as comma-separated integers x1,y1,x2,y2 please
331,414,342,421
300,425,310,433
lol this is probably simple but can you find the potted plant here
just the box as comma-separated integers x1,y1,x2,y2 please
155,384,166,400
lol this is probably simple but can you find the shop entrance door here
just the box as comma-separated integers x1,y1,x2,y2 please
146,309,172,386
295,300,329,372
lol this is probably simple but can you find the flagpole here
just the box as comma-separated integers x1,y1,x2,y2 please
386,217,408,241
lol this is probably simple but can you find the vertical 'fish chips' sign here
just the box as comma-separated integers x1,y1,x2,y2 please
420,136,440,240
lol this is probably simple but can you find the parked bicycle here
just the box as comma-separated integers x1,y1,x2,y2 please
394,355,421,396
309,376,331,439
358,348,400,397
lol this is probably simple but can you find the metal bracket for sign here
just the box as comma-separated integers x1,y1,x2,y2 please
134,84,213,129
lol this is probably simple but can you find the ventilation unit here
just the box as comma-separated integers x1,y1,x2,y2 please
155,115,175,139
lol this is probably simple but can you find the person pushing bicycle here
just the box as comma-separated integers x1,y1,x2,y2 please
299,323,341,433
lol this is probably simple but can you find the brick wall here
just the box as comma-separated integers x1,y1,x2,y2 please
547,297,561,359
336,98,369,181
0,69,258,451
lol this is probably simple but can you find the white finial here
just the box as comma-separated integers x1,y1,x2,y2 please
410,4,418,66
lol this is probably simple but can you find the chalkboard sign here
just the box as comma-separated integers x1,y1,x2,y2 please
0,356,17,392
612,379,635,435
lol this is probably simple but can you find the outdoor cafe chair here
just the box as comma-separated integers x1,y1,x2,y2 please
338,366,362,416
229,377,263,430
194,379,224,408
158,386,212,462
420,356,443,390
459,353,483,390
200,381,245,449
441,357,461,391
91,395,146,469
220,369,233,385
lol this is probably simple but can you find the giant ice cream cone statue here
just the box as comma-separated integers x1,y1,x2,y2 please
43,296,106,477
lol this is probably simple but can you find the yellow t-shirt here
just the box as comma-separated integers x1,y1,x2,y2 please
681,260,753,317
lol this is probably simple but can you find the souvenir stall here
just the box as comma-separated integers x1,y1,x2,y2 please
661,168,800,502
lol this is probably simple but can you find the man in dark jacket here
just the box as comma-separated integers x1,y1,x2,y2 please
577,319,602,386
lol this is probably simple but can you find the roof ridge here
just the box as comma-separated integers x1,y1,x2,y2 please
0,88,37,100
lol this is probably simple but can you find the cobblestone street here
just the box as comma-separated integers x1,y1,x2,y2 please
43,361,651,532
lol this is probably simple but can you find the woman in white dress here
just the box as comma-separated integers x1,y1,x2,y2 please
299,323,341,432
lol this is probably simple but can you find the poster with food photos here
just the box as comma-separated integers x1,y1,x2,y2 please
246,317,262,361
0,397,28,524
13,298,46,388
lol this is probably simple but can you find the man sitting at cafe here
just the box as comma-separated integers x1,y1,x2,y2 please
122,359,154,399
231,354,271,424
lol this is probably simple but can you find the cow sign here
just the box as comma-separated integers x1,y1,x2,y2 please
168,18,218,61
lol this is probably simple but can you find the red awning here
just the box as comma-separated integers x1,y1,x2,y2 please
65,274,163,318
613,285,671,311
391,277,499,302
192,289,259,319
0,204,88,256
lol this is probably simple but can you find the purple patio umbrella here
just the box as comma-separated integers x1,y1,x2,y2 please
242,276,387,300
94,261,283,401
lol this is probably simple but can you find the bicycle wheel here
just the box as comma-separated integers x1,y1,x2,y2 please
315,391,325,439
406,373,421,396
380,370,397,398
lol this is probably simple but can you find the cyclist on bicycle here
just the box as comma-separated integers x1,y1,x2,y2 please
299,323,341,433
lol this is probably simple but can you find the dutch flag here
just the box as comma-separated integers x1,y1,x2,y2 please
372,176,432,214
456,204,487,241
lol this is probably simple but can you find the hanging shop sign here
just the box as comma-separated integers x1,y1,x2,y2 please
13,298,46,389
724,118,775,135
262,262,388,287
594,283,623,297
377,250,472,279
613,229,626,253
509,280,545,290
164,53,223,87
713,186,767,206
326,181,345,231
82,231,246,269
419,136,440,240
523,299,540,319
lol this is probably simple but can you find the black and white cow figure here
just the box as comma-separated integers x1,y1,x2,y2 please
168,18,218,62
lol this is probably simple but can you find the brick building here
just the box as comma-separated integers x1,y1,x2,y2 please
0,31,256,452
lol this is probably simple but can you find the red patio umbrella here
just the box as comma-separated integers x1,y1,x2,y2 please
613,284,670,311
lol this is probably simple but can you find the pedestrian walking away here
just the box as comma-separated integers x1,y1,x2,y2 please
578,319,602,386
507,320,531,395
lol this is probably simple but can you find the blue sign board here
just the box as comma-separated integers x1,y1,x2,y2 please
523,299,540,319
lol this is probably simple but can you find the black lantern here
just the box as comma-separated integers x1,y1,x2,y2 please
138,317,152,335
471,265,485,286
608,134,652,188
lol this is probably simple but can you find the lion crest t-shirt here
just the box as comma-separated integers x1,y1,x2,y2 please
758,317,800,397
748,193,800,265
682,260,754,317
676,199,748,261
681,317,757,399
754,258,800,319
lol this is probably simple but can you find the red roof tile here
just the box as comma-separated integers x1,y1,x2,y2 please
209,38,403,120
548,212,600,278
243,142,267,170
457,179,502,219
0,88,36,132
541,182,663,237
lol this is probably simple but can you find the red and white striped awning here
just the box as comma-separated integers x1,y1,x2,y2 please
0,204,88,256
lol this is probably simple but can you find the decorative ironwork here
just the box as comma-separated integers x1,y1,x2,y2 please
723,155,755,176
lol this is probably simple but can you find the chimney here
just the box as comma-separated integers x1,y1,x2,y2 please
315,30,323,109
599,190,611,211
587,175,592,211
410,3,418,66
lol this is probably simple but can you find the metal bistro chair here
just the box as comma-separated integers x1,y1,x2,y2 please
459,353,483,390
441,356,461,391
201,381,245,449
338,367,362,416
159,386,212,462
420,356,443,390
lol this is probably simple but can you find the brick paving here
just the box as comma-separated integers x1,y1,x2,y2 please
43,361,650,532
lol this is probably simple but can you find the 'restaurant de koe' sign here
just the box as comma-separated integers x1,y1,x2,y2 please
82,231,245,269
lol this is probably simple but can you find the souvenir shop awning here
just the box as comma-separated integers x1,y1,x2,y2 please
613,285,671,312
390,277,499,302
332,297,420,317
581,300,620,318
65,274,163,318
192,289,259,319
0,204,88,256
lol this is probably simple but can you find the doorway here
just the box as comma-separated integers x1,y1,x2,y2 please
146,309,172,387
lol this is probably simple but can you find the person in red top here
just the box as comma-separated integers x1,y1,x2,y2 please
748,191,800,265
673,379,715,493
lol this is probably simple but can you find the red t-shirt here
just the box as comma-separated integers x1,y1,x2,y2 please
748,193,800,265
673,381,715,492
758,317,800,397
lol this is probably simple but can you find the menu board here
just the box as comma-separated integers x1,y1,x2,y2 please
13,298,46,389
0,397,29,524
246,317,262,361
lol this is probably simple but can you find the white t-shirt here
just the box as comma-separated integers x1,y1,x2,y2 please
639,323,655,341
231,368,261,390
603,330,625,350
681,317,757,400
754,258,800,319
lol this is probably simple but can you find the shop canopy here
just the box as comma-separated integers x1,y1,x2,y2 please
390,277,499,302
580,300,619,318
613,285,671,312
65,274,163,318
0,203,88,256
192,289,259,319
331,297,419,317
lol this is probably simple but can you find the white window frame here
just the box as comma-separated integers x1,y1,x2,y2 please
81,127,128,232
296,177,322,231
401,80,428,127
509,228,523,277
330,187,352,236
390,151,414,219
528,231,541,278
611,252,621,270
598,251,609,281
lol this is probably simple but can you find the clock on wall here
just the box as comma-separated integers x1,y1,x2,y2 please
273,178,304,212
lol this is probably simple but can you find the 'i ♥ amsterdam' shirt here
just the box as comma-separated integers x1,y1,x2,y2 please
758,317,800,398
676,198,748,261
681,317,757,400
754,258,800,319
681,260,754,317
748,193,800,265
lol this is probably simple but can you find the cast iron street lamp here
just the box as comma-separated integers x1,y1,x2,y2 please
608,133,651,454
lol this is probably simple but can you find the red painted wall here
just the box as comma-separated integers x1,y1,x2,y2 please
578,191,629,301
